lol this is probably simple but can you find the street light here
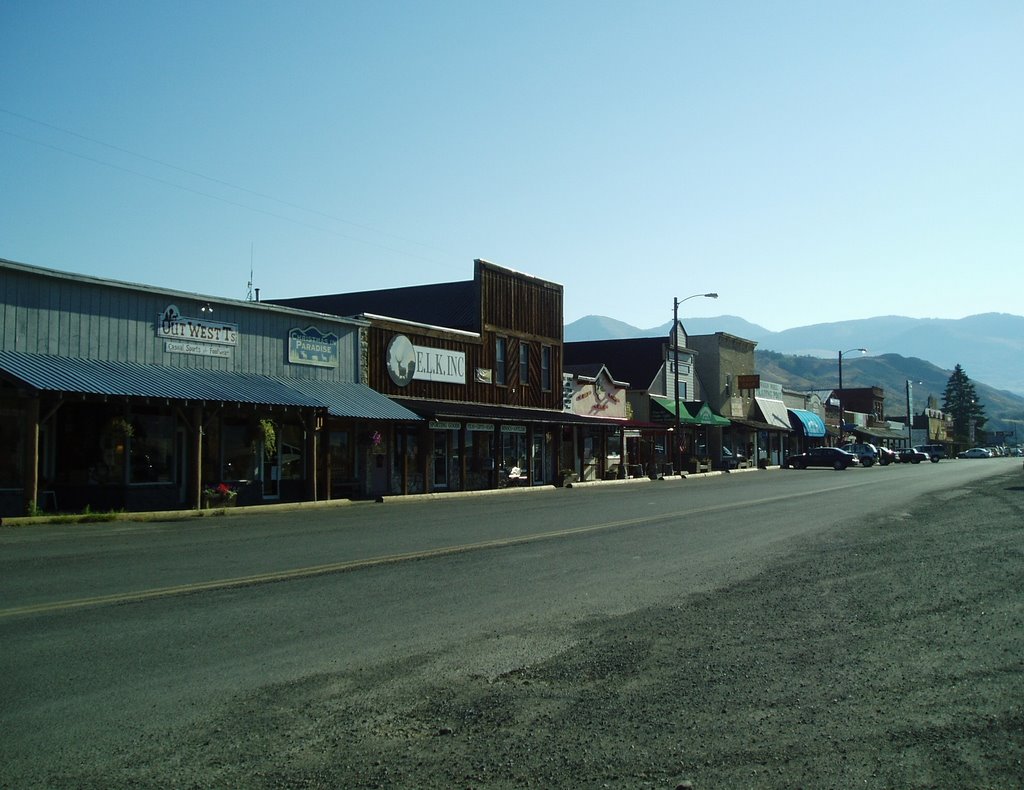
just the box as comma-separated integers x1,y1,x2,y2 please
906,379,922,449
673,292,719,473
837,347,867,443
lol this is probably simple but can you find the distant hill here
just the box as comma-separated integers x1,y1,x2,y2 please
564,313,1024,438
565,312,1024,398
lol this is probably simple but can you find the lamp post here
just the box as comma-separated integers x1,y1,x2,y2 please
905,379,922,449
673,292,718,473
837,347,867,443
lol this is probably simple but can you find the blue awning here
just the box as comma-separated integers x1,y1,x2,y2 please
788,408,827,437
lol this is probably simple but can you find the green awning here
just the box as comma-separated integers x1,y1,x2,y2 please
651,396,697,423
689,401,731,427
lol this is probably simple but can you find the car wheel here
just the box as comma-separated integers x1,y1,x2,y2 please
879,458,890,466
833,460,844,470
930,457,940,463
912,457,921,464
862,458,874,467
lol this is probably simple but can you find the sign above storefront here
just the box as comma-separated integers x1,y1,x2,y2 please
386,334,466,387
288,326,339,368
158,304,238,347
158,304,237,358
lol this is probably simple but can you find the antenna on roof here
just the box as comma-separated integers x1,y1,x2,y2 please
246,243,255,301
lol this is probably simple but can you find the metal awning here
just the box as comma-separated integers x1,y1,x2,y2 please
754,397,793,432
854,425,909,441
284,378,420,421
788,408,827,437
394,397,627,427
0,350,421,420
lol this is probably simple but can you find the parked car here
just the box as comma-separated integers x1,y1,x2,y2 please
957,447,992,459
784,447,858,470
899,447,930,464
915,444,946,462
839,442,881,467
876,446,898,465
718,447,747,470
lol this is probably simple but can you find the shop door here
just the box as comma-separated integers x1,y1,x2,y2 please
262,440,280,500
176,427,188,504
433,432,448,489
532,434,545,484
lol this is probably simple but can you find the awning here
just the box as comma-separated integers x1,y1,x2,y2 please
788,408,826,437
283,378,421,421
686,401,731,427
754,397,793,431
729,418,780,432
650,396,696,423
854,425,910,441
0,350,422,421
394,397,627,427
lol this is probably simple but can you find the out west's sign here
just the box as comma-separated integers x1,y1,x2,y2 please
288,326,339,368
158,304,238,356
386,335,466,386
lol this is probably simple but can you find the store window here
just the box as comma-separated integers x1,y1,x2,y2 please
56,405,125,485
541,345,552,391
495,337,507,385
519,343,529,385
222,421,258,482
330,430,354,481
129,413,175,484
0,405,25,488
279,423,304,481
501,429,527,476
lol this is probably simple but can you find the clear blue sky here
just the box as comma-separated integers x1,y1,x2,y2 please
2,1,1021,332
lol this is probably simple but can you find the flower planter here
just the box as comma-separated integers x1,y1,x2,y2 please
202,493,237,509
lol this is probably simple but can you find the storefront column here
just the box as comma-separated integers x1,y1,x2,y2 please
304,409,318,502
191,406,203,509
24,397,40,515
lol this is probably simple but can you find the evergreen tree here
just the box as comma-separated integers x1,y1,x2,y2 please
942,364,986,442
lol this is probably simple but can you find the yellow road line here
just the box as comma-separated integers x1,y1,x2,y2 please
0,484,857,619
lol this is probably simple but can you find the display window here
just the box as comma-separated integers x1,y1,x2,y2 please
0,404,25,488
129,412,175,484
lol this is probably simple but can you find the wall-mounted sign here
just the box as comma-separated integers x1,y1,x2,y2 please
474,368,493,384
386,334,466,387
158,304,237,358
165,341,231,358
500,424,527,434
429,421,461,431
736,374,761,391
466,423,494,432
288,326,339,368
158,304,238,347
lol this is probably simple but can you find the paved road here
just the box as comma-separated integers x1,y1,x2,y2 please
0,458,1018,784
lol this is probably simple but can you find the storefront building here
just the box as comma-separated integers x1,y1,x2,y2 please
564,325,726,475
270,259,623,493
0,258,419,517
563,363,630,480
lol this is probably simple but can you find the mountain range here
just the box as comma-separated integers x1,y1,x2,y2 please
564,313,1024,439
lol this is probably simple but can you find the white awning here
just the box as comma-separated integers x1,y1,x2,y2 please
754,397,793,431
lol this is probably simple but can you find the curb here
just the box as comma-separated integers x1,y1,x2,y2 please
1,465,773,527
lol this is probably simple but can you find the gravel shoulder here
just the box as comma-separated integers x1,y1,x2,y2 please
20,472,1024,789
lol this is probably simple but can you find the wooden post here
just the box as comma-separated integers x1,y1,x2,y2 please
24,397,40,515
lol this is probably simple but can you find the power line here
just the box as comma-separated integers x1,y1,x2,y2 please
0,107,462,266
